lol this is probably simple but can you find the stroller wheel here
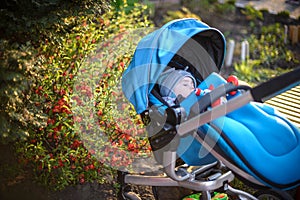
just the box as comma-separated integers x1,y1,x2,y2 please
254,189,294,200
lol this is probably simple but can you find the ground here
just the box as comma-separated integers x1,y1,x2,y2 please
1,3,300,200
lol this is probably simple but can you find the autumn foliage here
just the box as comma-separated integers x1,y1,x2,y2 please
1,1,153,190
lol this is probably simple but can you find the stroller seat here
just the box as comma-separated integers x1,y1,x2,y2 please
176,72,300,190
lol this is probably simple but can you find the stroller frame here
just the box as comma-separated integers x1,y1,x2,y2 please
119,81,298,200
120,18,300,200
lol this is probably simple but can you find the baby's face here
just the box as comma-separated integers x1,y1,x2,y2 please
173,77,195,98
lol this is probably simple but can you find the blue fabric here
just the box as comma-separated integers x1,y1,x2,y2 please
177,131,217,166
178,73,300,189
216,103,300,189
122,19,226,114
177,72,226,165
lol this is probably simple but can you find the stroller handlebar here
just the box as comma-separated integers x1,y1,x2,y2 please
177,90,254,136
251,67,300,102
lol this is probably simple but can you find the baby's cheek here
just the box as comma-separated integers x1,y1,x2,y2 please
184,88,194,97
176,87,194,98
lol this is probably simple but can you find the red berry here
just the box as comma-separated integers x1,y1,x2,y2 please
80,178,85,184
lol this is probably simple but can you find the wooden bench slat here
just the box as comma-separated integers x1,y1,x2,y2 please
265,84,300,127
267,97,300,111
267,101,300,117
278,92,300,102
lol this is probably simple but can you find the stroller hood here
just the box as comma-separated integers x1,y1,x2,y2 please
122,18,226,114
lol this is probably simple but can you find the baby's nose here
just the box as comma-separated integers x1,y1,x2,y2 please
188,86,195,93
190,83,195,89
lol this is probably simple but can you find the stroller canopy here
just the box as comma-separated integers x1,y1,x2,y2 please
122,18,226,114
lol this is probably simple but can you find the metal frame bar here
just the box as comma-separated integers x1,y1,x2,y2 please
177,91,254,136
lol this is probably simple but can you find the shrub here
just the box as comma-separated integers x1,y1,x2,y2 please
241,5,263,21
214,0,236,14
277,10,290,18
162,7,201,25
5,1,154,191
182,0,217,12
0,41,40,143
234,23,298,85
248,23,297,68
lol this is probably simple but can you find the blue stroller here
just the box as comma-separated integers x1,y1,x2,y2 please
120,18,300,200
